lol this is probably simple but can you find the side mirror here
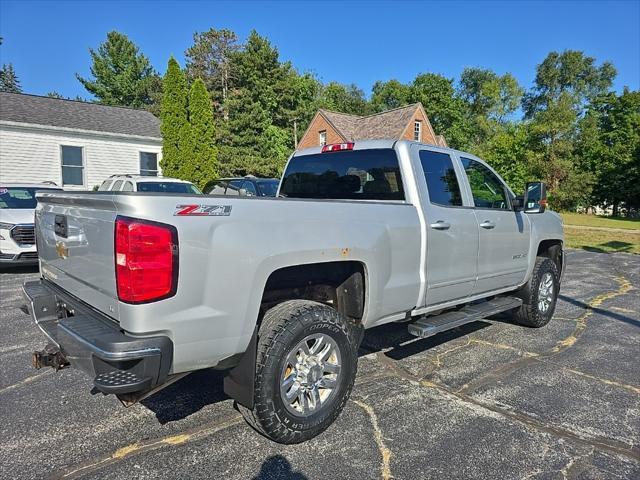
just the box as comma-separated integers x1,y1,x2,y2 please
523,182,547,213
238,188,248,196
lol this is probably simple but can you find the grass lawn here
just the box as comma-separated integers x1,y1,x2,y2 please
560,212,640,230
560,213,640,254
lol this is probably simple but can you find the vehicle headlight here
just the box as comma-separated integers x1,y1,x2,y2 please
0,222,14,240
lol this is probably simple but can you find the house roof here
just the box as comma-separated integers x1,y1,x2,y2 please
319,103,438,142
0,92,161,139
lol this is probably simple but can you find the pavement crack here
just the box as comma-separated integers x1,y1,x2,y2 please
0,370,53,394
52,414,243,479
353,399,393,480
551,275,633,354
417,379,640,461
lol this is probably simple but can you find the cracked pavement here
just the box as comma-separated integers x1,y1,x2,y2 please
1,249,638,479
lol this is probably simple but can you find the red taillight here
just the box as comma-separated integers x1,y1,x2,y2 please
115,217,178,303
321,142,354,153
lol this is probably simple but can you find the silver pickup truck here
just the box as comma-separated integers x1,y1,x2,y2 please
23,139,564,444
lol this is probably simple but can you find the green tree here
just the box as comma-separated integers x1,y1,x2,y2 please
181,78,218,188
371,79,411,111
160,57,189,178
523,51,616,210
578,89,640,215
410,73,470,149
0,63,21,93
459,68,523,122
185,28,240,119
523,50,616,118
318,82,370,115
76,31,161,109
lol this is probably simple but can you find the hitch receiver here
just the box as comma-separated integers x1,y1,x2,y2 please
32,344,69,371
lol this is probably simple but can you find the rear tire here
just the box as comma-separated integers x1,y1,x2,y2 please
239,300,359,444
513,257,559,328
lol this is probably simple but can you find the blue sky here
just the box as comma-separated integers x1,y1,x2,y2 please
1,0,638,100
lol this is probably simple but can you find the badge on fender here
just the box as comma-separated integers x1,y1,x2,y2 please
174,204,232,216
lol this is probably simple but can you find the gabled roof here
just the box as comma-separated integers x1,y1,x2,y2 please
0,92,161,139
317,103,441,143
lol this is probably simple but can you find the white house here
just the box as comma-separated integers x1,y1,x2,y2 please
0,92,162,189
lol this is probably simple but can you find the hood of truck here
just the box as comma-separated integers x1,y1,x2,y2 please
36,193,120,321
0,208,36,225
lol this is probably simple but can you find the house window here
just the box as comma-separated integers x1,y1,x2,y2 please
414,121,422,142
61,145,84,186
319,130,327,146
140,152,158,176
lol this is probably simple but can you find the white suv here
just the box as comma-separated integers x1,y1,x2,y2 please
98,175,202,194
0,183,63,265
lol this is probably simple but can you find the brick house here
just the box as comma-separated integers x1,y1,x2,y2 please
297,102,447,150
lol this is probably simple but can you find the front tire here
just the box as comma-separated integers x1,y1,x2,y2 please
239,300,359,444
513,257,559,328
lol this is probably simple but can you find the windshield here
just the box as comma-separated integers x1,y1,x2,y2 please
280,149,405,200
256,179,280,197
0,187,61,209
137,182,202,194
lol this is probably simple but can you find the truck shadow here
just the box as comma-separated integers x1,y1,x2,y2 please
139,320,492,424
359,320,492,360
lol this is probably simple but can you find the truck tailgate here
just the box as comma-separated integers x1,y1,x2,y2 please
35,192,120,320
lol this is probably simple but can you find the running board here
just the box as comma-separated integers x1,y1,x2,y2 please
407,296,522,339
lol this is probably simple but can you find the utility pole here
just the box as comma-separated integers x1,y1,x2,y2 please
293,119,298,149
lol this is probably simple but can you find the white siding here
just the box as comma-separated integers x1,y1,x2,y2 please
0,123,162,189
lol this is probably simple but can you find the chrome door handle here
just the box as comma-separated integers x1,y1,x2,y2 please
430,221,451,230
480,220,496,229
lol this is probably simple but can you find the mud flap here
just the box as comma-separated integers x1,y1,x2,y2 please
223,328,258,409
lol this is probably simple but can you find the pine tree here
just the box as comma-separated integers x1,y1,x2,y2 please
160,57,189,178
182,79,217,188
76,31,160,109
0,63,22,93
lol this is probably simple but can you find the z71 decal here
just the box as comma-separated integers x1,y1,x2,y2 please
174,204,233,216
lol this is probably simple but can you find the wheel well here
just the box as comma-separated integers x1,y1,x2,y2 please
261,261,366,324
537,239,563,273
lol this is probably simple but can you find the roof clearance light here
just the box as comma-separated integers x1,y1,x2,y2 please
321,142,355,153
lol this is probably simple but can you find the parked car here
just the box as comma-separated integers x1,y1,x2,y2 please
24,140,564,444
0,183,63,265
98,175,202,194
204,176,280,197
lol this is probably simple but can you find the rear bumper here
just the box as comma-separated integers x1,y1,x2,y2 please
22,279,173,395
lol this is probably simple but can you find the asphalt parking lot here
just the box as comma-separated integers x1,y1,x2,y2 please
1,249,638,480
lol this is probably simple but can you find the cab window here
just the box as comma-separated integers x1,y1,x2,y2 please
242,181,258,196
460,158,509,210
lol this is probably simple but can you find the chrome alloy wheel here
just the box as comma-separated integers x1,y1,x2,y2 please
280,333,342,417
538,272,555,313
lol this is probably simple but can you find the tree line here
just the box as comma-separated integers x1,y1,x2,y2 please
1,30,638,213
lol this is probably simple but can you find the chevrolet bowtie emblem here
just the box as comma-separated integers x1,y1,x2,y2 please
55,242,69,259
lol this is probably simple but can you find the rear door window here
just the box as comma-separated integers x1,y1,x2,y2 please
418,150,463,207
281,149,404,200
111,180,123,191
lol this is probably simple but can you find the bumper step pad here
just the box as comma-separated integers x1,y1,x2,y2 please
94,370,152,394
408,296,522,339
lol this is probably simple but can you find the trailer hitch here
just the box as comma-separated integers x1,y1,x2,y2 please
32,344,69,371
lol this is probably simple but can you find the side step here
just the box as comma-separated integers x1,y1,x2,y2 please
408,296,522,339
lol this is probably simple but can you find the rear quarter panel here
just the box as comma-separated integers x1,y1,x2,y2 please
113,194,421,373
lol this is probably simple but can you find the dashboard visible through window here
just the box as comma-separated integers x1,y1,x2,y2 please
460,157,509,210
